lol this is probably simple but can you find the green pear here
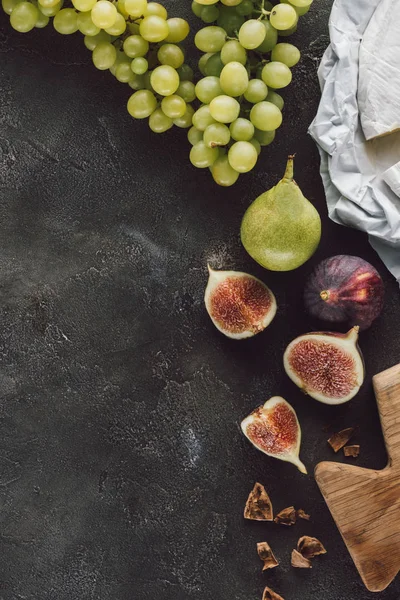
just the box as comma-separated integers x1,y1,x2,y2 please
240,155,321,271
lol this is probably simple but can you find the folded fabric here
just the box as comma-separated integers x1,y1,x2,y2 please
309,0,400,284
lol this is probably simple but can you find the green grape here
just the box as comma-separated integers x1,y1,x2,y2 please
255,20,278,52
176,80,196,103
2,0,20,14
92,41,116,69
280,0,311,15
127,89,157,119
249,137,261,155
278,22,297,36
150,65,180,96
187,126,204,146
127,21,140,34
192,105,216,131
195,26,226,53
254,128,276,145
209,95,240,123
194,0,219,4
238,19,266,50
109,50,126,75
91,0,117,29
130,57,147,74
157,44,184,69
195,76,222,104
38,0,62,15
53,8,78,33
236,0,253,15
115,61,133,82
165,17,190,43
161,95,186,119
129,73,146,89
201,4,219,22
285,0,312,7
123,35,148,58
219,61,249,97
250,101,282,130
140,15,169,42
211,155,239,186
84,29,110,49
271,43,300,67
229,118,254,142
124,0,145,17
244,79,268,103
220,40,247,66
144,1,167,18
177,64,193,81
204,52,224,77
173,104,194,128
216,9,243,35
35,10,49,26
77,11,100,35
149,108,173,133
190,141,219,169
105,12,126,35
72,0,95,10
10,1,39,31
220,0,242,5
266,90,284,110
198,52,213,76
39,0,59,8
203,122,230,148
117,0,128,17
264,1,273,8
228,141,257,173
191,0,203,17
269,3,297,29
261,61,292,89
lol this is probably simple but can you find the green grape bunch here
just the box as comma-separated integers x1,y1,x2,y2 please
1,0,313,186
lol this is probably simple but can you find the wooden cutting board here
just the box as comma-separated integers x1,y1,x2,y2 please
315,362,400,592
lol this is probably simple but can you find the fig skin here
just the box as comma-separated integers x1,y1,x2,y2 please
283,327,365,405
304,255,384,331
204,266,277,339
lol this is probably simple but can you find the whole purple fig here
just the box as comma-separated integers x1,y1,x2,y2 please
304,255,384,331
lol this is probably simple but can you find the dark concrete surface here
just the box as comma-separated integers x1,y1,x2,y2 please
0,2,400,599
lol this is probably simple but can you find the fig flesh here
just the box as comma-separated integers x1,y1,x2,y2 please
241,396,307,474
283,327,364,405
304,254,384,331
204,266,277,339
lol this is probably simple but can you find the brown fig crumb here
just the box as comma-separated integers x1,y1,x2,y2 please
328,428,355,452
297,508,311,521
297,536,327,559
262,586,285,600
344,444,360,457
291,549,312,569
257,542,279,571
274,506,296,526
244,482,273,521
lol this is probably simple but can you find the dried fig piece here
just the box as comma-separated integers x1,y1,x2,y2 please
328,427,355,452
204,266,277,339
298,536,327,559
262,587,285,600
291,549,312,569
257,542,279,571
283,327,365,405
344,444,360,457
244,482,273,521
297,509,310,521
274,506,296,526
241,396,307,474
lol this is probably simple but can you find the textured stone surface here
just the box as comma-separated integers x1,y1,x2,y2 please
0,3,400,599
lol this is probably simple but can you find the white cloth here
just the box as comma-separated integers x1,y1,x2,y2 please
309,0,400,283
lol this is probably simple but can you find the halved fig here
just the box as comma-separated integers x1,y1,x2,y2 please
204,266,277,339
283,327,364,405
241,396,307,474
